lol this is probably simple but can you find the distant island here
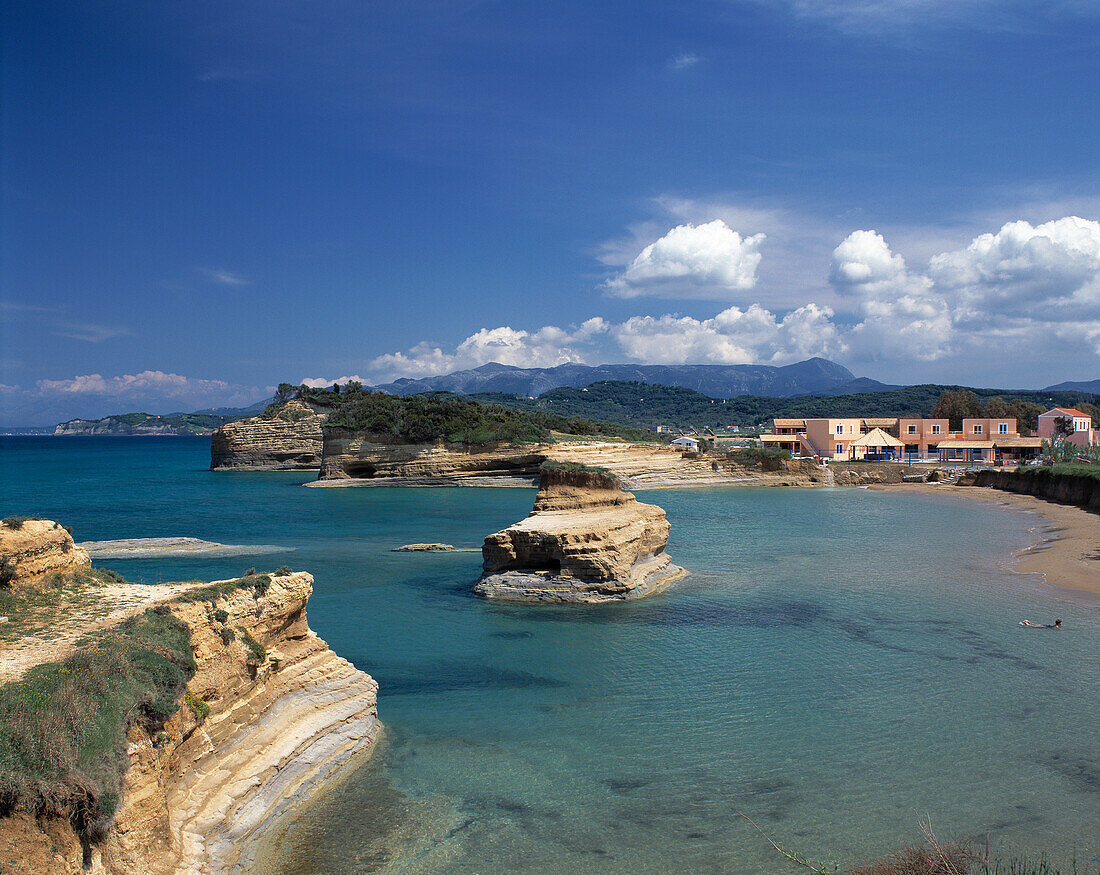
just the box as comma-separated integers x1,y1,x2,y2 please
54,412,249,436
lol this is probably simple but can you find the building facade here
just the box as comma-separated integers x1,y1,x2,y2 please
1037,408,1097,448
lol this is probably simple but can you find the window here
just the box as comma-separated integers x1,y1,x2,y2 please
836,444,843,454
998,422,1008,434
931,424,941,434
836,424,843,434
928,444,938,453
907,425,917,434
973,424,983,434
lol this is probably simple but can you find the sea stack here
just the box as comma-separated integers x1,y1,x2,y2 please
210,399,326,470
474,464,685,603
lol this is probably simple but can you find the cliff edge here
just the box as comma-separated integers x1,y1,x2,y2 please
0,517,90,582
474,465,685,603
210,399,327,470
0,568,379,874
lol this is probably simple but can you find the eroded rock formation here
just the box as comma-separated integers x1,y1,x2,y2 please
0,571,380,874
318,428,547,482
0,518,90,582
474,466,685,603
210,399,326,470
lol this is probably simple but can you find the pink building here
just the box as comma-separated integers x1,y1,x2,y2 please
761,416,1041,463
1037,408,1098,448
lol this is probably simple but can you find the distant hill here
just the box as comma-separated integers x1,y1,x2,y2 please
1044,379,1100,393
372,358,892,399
461,381,1100,430
53,411,252,436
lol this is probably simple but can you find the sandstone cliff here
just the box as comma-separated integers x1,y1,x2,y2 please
315,431,825,488
972,468,1100,510
474,466,685,603
210,399,326,470
0,571,379,875
318,427,547,482
0,518,90,582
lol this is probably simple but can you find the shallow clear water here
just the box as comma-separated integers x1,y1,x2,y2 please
3,437,1099,872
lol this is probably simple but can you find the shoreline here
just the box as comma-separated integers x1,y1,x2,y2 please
875,483,1100,597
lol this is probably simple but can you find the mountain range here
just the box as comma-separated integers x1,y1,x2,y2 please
373,358,896,399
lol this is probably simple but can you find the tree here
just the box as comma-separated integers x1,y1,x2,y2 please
983,396,1009,418
1052,416,1075,441
273,383,296,405
931,389,983,431
1004,400,1043,435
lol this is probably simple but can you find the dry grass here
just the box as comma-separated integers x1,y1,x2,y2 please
850,844,975,875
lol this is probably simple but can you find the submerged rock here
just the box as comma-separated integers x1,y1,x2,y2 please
474,466,685,604
393,543,456,552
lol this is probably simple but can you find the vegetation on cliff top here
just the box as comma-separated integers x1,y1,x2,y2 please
302,384,655,445
0,607,195,849
539,459,620,489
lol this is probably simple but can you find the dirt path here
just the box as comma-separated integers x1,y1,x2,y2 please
0,580,206,684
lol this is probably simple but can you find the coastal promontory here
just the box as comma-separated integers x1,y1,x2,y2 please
474,464,685,603
210,398,328,470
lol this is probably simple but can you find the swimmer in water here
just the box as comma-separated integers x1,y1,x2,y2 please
1020,619,1062,629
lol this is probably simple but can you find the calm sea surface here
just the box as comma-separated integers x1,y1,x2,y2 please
2,436,1098,873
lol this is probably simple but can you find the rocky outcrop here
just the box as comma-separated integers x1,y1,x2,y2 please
0,571,380,874
973,468,1100,510
0,518,90,582
318,427,547,482
210,400,326,470
474,467,685,603
393,543,455,552
827,461,912,487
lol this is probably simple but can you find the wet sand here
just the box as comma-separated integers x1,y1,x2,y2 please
877,483,1100,596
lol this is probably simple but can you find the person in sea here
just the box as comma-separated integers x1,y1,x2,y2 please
1020,619,1062,629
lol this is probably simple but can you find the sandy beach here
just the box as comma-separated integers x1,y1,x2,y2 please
879,483,1100,597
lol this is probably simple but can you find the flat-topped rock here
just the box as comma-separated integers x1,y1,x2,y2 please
393,543,456,552
210,399,327,470
0,518,90,582
474,466,685,604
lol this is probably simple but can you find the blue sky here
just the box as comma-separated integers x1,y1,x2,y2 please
3,0,1100,424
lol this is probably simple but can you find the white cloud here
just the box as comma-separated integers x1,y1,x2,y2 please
829,230,952,362
368,319,611,381
668,53,701,70
35,370,250,400
300,375,368,389
929,216,1100,322
202,268,250,286
605,220,766,300
52,322,131,343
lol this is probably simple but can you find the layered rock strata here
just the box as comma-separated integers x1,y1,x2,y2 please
474,467,685,603
318,428,546,482
0,518,90,581
0,571,380,875
210,399,326,470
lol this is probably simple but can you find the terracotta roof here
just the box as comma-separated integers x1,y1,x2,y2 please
937,439,995,449
1044,407,1089,418
861,418,898,427
773,418,806,427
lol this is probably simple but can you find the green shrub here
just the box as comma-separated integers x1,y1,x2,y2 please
185,688,210,721
0,556,15,589
249,574,271,597
729,446,791,461
275,566,292,576
153,732,169,748
0,609,195,843
213,609,229,624
219,627,235,645
1,516,40,530
236,628,266,663
244,567,256,577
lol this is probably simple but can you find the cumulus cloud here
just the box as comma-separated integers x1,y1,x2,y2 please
929,216,1100,322
300,375,368,389
368,319,611,381
605,220,766,300
830,230,952,362
361,306,843,382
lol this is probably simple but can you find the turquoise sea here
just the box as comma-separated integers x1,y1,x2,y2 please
2,436,1098,873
